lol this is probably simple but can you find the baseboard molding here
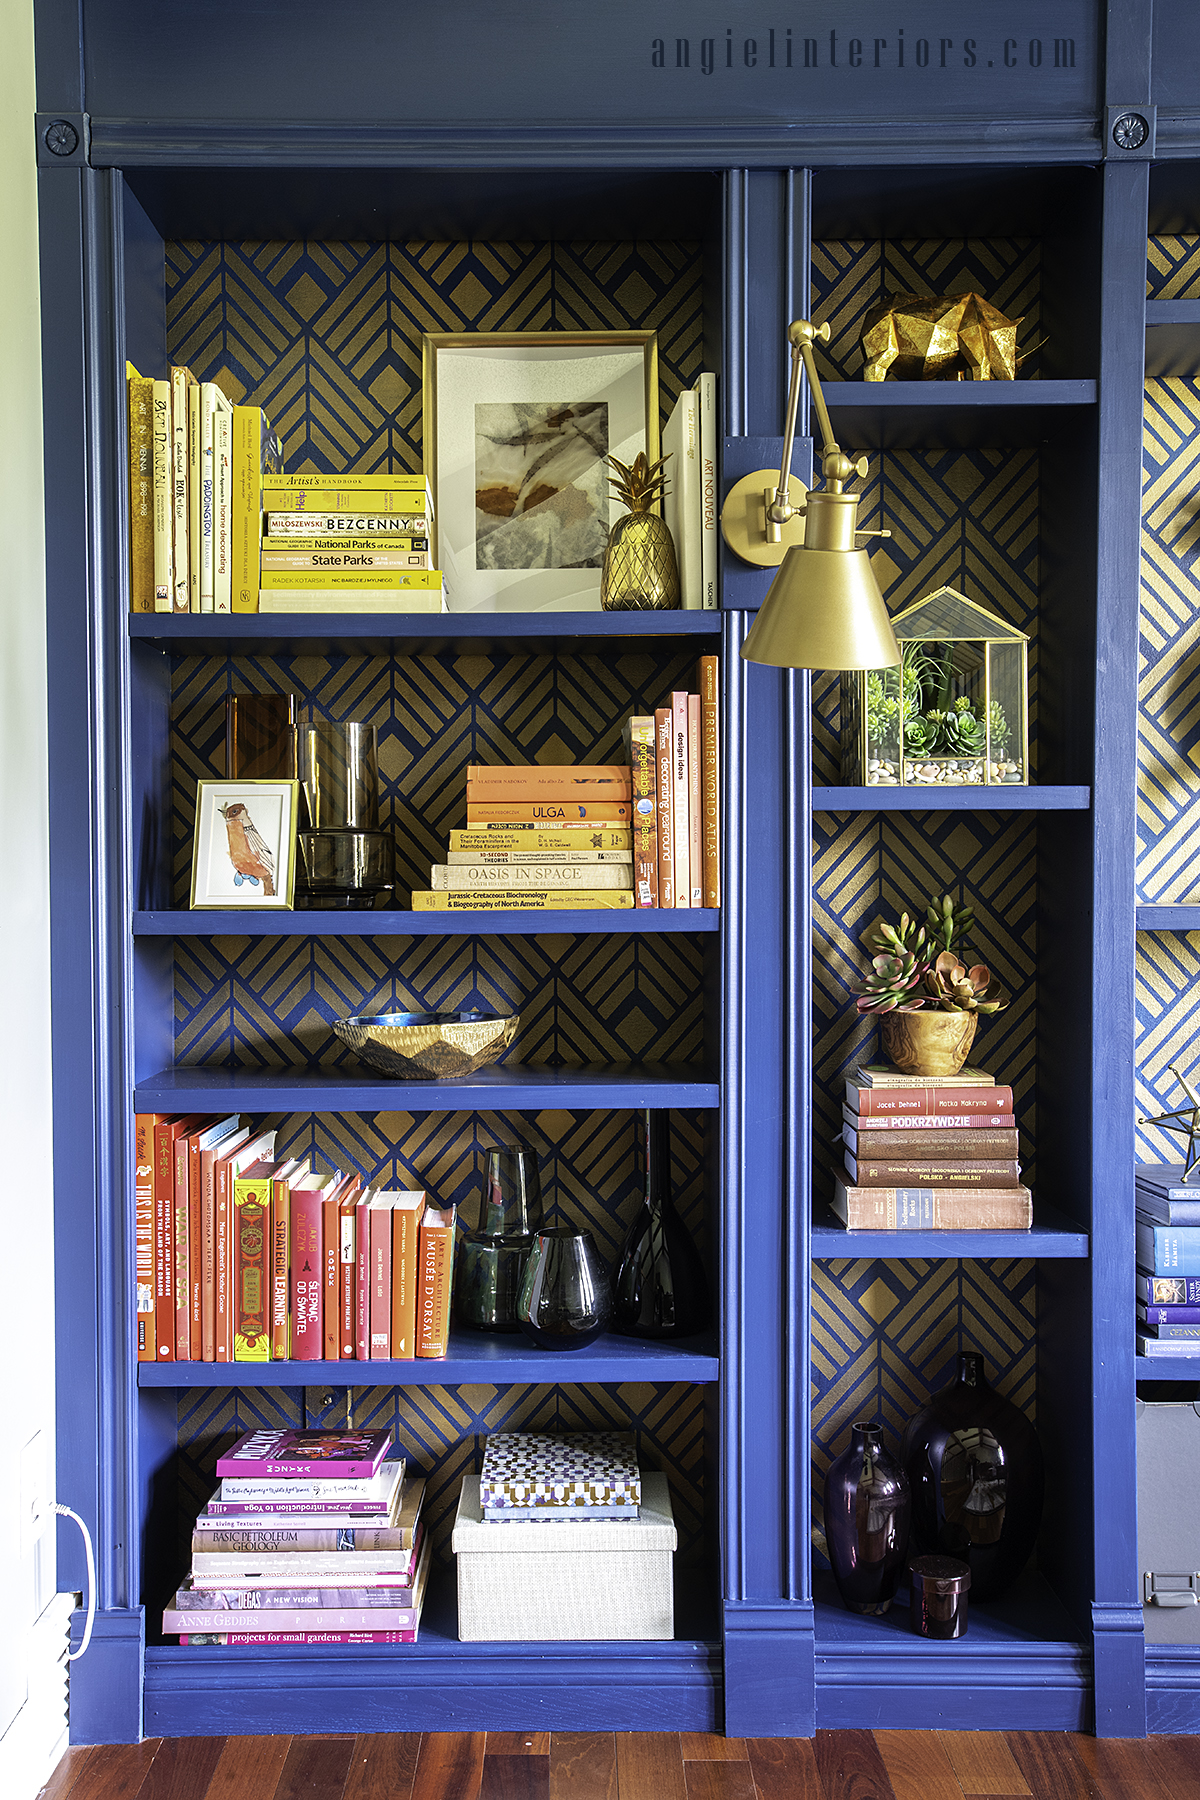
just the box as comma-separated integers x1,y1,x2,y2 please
815,1640,1091,1731
1147,1647,1200,1733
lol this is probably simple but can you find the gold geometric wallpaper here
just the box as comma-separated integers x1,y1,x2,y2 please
1148,235,1200,300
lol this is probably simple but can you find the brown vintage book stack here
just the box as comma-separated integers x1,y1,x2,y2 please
832,1064,1032,1230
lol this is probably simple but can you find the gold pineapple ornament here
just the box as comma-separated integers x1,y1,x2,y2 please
599,451,680,611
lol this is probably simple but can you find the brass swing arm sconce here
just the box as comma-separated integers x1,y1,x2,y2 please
721,320,901,672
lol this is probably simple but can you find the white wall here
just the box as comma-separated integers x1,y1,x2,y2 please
0,0,66,1788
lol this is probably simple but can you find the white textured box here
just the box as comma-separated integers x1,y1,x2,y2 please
453,1468,676,1641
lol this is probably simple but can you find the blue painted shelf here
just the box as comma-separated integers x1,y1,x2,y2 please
133,908,720,936
810,1202,1089,1260
137,1331,720,1387
813,785,1091,813
820,379,1097,448
1137,906,1200,931
143,1565,722,1735
133,1062,720,1113
128,610,723,650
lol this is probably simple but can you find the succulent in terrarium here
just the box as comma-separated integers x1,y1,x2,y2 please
599,452,680,611
988,700,1011,756
942,697,986,757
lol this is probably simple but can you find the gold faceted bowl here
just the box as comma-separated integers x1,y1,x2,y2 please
332,1009,519,1079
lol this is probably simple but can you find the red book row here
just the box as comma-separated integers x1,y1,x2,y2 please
134,1113,456,1365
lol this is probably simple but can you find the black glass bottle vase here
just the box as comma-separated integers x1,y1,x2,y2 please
455,1145,544,1333
613,1110,710,1338
517,1227,612,1351
900,1349,1045,1602
823,1419,911,1615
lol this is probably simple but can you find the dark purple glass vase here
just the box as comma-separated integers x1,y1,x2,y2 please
900,1349,1045,1602
823,1419,911,1615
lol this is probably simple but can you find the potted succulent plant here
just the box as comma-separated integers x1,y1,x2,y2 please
851,893,1010,1077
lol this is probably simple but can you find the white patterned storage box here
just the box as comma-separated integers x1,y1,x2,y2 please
453,1470,676,1640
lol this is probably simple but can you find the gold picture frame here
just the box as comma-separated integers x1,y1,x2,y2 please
423,329,659,613
190,779,300,909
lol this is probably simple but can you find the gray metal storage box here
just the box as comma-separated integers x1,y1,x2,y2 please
1137,1398,1200,1644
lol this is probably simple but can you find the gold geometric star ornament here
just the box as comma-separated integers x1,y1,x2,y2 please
1140,1062,1200,1181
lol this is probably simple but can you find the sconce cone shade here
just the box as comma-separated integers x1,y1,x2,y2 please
740,489,902,671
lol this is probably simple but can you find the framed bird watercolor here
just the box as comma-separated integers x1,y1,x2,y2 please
191,779,300,909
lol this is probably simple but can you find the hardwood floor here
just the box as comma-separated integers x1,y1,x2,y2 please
35,1733,1200,1800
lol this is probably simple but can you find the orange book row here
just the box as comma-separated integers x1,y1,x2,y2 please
134,1113,456,1366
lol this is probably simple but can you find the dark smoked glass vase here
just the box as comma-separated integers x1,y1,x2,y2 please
455,1146,544,1334
900,1349,1045,1602
613,1110,710,1339
823,1419,911,1615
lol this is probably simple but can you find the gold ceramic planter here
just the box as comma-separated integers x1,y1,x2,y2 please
878,1008,978,1078
332,1009,519,1079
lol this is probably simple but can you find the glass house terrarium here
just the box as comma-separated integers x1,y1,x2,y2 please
841,586,1028,788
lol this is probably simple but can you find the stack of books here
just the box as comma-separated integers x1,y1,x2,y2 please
133,1113,456,1364
257,472,441,613
1136,1164,1200,1358
165,1428,431,1646
478,1432,642,1522
832,1063,1031,1230
661,373,718,610
411,766,636,911
126,362,280,614
627,656,720,910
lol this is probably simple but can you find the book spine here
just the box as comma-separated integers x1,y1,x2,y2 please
696,372,718,609
263,512,427,536
214,407,232,612
234,1178,272,1362
1139,1274,1200,1305
257,568,442,591
629,718,658,908
671,691,690,907
687,692,702,907
166,1606,419,1634
189,1137,205,1360
446,849,632,865
842,1107,1016,1131
134,1113,158,1361
232,408,282,612
262,482,429,507
369,1207,391,1359
391,1203,424,1361
429,863,631,890
153,1119,178,1360
175,1135,191,1359
844,1126,1020,1158
449,826,632,848
152,378,173,611
179,1630,419,1646
1140,1321,1200,1341
260,550,431,571
188,383,201,612
127,369,155,613
200,1146,219,1361
356,1197,371,1361
290,1191,323,1360
848,1085,1015,1117
409,890,634,911
341,1204,357,1359
415,1209,456,1359
170,367,191,612
181,1579,418,1605
270,1178,290,1359
1136,1192,1200,1225
464,802,630,824
322,1197,340,1360
832,1178,1032,1230
655,707,674,907
661,393,683,609
192,1527,416,1554
465,765,630,791
199,384,216,612
214,1155,232,1362
845,1158,1022,1187
678,389,701,607
698,653,720,906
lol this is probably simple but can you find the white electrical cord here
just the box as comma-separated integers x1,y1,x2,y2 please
52,1504,96,1660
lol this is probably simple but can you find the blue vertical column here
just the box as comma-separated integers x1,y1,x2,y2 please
720,168,816,1738
1091,154,1149,1737
40,164,143,1743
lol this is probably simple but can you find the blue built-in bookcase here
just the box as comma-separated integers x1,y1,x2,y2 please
34,0,1200,1747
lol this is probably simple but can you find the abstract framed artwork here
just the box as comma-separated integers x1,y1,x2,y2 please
423,331,659,613
190,779,300,909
